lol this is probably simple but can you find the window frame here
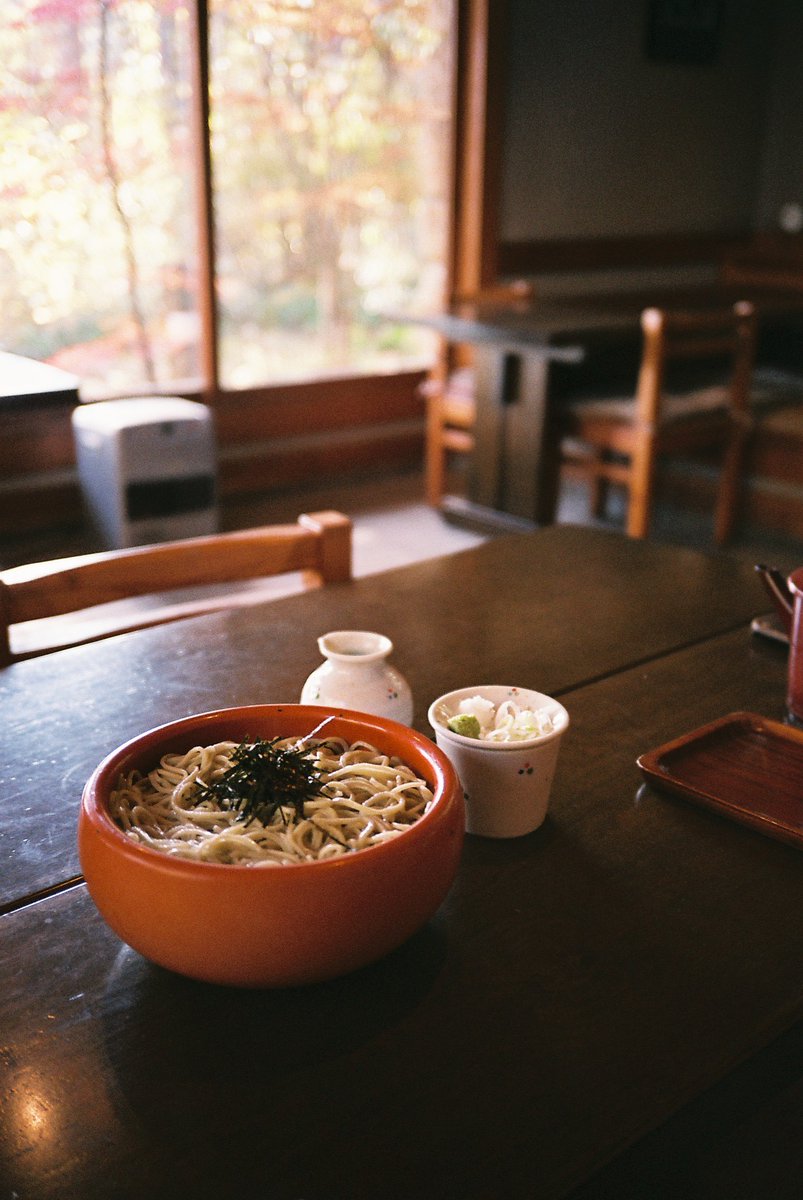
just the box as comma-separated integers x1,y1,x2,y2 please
188,0,487,414
184,1,502,495
184,2,503,401
1,0,505,533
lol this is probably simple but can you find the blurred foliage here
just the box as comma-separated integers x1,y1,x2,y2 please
1,0,452,395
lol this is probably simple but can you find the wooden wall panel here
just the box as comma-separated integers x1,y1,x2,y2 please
497,232,752,276
217,429,423,496
210,372,425,442
0,408,76,475
0,374,426,538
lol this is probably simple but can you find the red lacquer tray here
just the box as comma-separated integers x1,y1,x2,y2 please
637,712,803,849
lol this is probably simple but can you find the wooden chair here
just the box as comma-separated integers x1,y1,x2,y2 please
423,280,535,506
558,301,758,543
0,510,352,665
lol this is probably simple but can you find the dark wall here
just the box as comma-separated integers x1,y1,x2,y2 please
499,0,782,242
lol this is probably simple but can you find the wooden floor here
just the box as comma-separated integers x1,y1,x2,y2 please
3,463,803,662
0,469,486,574
3,466,803,576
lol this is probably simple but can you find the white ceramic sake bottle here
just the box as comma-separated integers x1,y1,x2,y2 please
300,630,413,725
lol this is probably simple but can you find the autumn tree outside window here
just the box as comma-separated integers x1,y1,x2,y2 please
2,0,454,401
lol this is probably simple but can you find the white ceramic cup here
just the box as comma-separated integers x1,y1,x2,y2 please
427,685,569,838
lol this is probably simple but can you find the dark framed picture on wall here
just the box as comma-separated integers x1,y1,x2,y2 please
646,1,722,64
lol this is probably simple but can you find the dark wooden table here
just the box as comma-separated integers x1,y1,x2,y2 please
1,524,799,1199
422,284,803,533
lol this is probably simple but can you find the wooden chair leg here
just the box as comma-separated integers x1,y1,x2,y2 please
590,479,609,518
425,407,446,508
626,429,657,539
563,444,609,519
588,453,609,518
714,425,748,545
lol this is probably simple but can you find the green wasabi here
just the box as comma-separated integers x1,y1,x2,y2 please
447,713,482,739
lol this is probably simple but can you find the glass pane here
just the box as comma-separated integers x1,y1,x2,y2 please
1,0,201,399
210,0,453,388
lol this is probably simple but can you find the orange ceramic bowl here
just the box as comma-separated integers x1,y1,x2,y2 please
78,704,464,988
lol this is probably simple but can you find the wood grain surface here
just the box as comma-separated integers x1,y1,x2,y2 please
0,526,769,909
1,527,797,1199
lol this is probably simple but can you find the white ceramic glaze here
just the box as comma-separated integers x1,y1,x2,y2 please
300,630,414,725
427,685,569,838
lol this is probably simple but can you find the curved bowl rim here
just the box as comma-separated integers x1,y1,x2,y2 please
427,685,569,751
80,703,460,877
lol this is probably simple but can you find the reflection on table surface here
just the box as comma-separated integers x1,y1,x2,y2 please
2,524,800,1200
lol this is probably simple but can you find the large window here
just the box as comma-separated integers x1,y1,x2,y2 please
2,0,454,399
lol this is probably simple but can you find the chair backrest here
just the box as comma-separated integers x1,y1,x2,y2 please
635,300,757,428
0,509,352,665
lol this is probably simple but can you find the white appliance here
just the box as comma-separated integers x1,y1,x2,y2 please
72,397,218,548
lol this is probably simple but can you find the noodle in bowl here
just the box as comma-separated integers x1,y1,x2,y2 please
79,704,464,988
110,734,435,866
